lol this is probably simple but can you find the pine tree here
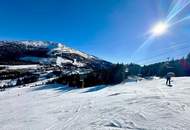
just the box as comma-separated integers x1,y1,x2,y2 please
187,53,190,64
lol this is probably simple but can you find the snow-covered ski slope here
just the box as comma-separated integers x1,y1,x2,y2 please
1,77,190,130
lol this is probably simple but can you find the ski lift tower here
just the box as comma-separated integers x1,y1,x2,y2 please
165,57,175,73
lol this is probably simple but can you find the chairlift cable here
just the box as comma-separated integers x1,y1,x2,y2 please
136,45,190,64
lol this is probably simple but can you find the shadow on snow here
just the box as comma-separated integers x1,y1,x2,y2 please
82,85,108,93
31,82,131,94
32,84,75,93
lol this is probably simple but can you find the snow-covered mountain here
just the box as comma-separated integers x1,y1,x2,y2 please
0,40,112,70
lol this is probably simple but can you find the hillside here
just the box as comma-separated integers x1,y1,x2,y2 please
0,40,114,89
0,40,111,70
1,77,190,130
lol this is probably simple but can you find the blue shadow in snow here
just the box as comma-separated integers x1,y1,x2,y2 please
32,84,76,93
82,85,108,93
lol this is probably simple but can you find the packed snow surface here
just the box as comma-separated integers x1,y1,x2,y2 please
1,77,190,130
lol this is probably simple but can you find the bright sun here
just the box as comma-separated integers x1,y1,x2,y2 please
151,22,168,36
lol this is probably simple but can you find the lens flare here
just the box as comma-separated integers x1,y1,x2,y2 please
151,22,168,36
133,0,190,61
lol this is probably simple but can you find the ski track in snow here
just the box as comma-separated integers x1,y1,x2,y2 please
1,77,190,130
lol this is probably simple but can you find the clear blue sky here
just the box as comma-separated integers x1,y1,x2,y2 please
0,0,190,64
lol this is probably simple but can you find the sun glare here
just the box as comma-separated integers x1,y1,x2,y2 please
151,22,168,36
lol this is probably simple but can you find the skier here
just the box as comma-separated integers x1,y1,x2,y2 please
166,72,174,86
166,74,171,86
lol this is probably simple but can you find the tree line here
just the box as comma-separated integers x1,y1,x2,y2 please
56,64,127,88
128,53,190,77
56,53,190,88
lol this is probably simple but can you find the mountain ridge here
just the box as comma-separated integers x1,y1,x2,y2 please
0,40,112,70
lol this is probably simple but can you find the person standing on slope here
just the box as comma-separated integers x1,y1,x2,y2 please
166,72,175,86
166,74,171,86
